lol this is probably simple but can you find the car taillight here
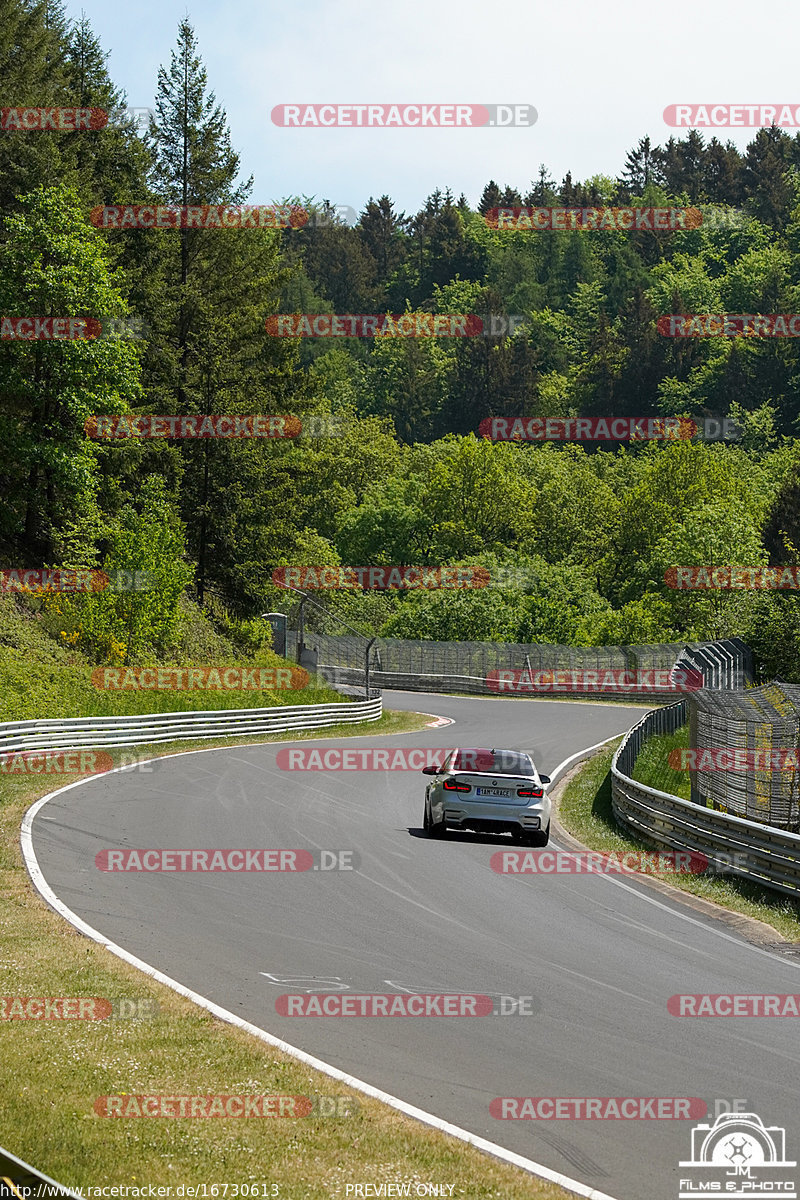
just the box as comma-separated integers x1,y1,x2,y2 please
443,778,471,793
517,786,543,798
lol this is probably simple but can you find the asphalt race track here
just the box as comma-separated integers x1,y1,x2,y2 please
27,693,800,1200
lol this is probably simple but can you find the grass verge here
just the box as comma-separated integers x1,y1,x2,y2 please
1,708,573,1200
557,739,800,942
630,726,691,800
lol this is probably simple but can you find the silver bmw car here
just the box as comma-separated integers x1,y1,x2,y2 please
422,747,551,845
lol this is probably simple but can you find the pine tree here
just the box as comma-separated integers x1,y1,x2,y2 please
741,127,796,227
144,19,302,606
702,137,743,205
0,0,69,210
478,181,502,214
618,136,661,198
358,197,407,273
500,185,522,206
64,15,151,208
524,164,557,206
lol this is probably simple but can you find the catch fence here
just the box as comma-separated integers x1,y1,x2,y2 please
689,682,800,830
288,632,752,699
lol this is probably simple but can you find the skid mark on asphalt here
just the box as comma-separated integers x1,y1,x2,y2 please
528,1131,611,1179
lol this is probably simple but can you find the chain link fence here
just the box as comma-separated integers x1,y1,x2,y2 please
612,702,800,899
283,630,752,699
689,682,800,830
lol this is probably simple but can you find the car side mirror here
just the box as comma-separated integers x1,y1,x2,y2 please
421,764,441,775
538,774,551,785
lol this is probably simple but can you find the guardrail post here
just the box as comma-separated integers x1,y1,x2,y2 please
365,637,376,699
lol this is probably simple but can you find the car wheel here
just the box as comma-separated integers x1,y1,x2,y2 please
426,799,447,838
423,799,430,831
523,823,550,847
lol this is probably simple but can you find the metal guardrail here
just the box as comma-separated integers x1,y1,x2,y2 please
321,666,695,701
0,1142,81,1200
611,702,800,899
0,697,383,756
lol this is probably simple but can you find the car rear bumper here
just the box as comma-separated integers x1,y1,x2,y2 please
437,798,550,832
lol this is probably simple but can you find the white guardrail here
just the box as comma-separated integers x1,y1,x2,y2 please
611,701,800,899
0,697,383,756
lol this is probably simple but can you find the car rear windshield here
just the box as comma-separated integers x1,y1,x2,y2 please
452,748,534,776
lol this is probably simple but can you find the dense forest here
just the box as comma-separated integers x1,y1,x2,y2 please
3,0,800,683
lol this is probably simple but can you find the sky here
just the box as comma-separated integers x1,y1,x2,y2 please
67,0,800,218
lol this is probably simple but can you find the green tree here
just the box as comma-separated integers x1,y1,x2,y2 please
422,435,535,559
44,476,194,662
144,19,304,608
652,499,767,639
0,185,141,558
601,441,766,605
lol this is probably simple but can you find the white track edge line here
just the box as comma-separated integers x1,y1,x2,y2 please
548,733,623,787
548,737,800,969
20,746,619,1200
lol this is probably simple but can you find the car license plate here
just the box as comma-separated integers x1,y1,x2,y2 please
477,787,511,797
